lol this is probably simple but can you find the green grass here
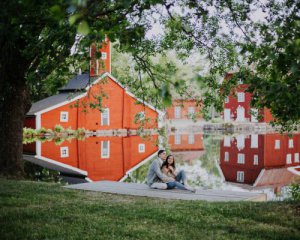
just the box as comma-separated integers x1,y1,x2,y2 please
0,178,299,240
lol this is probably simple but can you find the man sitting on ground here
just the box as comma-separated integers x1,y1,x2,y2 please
146,150,173,189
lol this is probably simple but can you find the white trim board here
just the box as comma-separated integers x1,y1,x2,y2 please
34,155,88,176
119,151,157,182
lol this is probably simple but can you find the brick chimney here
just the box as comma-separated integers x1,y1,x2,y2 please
90,37,111,76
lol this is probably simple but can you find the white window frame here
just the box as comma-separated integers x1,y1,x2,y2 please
174,132,181,145
101,108,110,126
101,141,110,159
60,111,69,122
224,152,229,162
101,52,107,60
237,171,244,182
253,155,259,165
295,153,299,163
236,135,245,150
275,140,280,149
237,153,245,164
188,107,195,117
96,59,99,75
174,106,181,119
224,136,231,147
286,154,292,164
188,133,195,144
288,139,294,148
237,92,245,102
251,134,258,148
138,143,145,153
60,147,69,158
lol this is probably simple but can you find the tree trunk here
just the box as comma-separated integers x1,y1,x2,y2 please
0,36,31,177
0,79,31,176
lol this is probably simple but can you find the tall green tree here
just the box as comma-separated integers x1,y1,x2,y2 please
1,0,300,176
0,0,167,176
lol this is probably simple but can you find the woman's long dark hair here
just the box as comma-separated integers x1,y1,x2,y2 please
162,155,176,169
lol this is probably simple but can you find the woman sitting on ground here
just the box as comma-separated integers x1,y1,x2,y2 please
161,155,195,192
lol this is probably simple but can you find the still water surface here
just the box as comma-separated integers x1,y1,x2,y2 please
23,130,300,201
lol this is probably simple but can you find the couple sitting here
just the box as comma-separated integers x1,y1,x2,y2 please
146,149,196,192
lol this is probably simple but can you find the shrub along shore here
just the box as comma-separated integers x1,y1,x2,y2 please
0,178,299,240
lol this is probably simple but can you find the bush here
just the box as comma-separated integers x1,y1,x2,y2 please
288,181,300,201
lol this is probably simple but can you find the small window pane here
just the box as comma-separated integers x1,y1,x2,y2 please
60,112,68,122
251,134,258,148
237,171,244,182
174,132,181,144
224,136,231,147
275,140,280,149
101,52,107,60
286,154,292,164
175,107,181,119
253,155,258,165
60,147,69,158
288,139,294,148
237,92,245,102
295,153,299,163
101,141,110,158
237,154,245,164
224,152,229,162
101,108,110,126
188,133,195,144
138,144,145,153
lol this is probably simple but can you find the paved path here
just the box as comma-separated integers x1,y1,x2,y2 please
65,181,266,202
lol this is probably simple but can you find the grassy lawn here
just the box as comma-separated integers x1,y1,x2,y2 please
0,178,299,240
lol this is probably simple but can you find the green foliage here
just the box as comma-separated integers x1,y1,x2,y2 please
288,181,300,202
54,124,64,133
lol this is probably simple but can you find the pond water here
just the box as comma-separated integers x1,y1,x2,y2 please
23,129,300,201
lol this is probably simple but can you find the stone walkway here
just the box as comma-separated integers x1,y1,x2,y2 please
65,181,266,202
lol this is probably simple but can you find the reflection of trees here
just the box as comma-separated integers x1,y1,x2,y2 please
124,161,152,184
197,135,221,176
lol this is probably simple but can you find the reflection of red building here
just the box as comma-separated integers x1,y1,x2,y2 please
168,132,204,163
24,135,158,181
223,73,273,123
169,132,204,152
25,39,161,132
219,133,300,188
166,99,202,120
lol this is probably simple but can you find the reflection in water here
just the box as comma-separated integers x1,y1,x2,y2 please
23,131,300,200
220,133,300,199
23,135,158,181
128,132,300,200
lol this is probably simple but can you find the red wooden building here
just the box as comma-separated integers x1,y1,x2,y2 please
24,135,158,181
219,133,300,188
223,73,274,122
25,39,162,132
166,99,202,120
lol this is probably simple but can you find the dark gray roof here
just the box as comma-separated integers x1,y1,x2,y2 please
27,92,83,115
59,73,97,92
